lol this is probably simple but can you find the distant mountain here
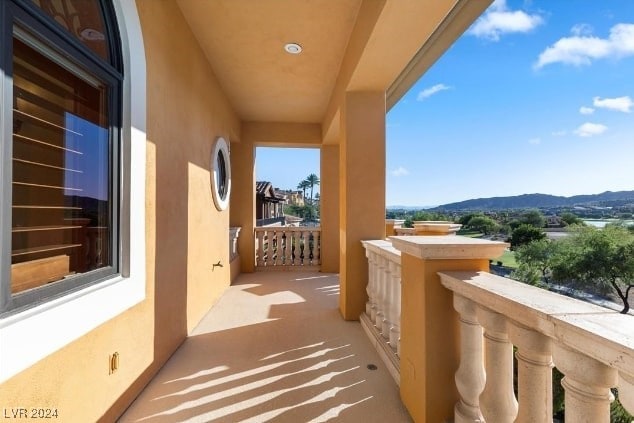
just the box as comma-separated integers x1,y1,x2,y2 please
430,190,634,211
387,205,437,211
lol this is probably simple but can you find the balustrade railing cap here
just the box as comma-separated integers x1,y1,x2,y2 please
389,235,508,260
552,313,634,375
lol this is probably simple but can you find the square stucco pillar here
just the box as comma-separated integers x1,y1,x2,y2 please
229,140,255,273
390,236,508,423
320,144,340,273
339,91,386,320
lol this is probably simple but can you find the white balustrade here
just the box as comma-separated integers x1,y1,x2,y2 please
361,240,401,384
254,226,321,269
554,343,617,423
229,227,241,262
453,294,485,423
478,308,518,422
510,323,553,423
394,227,415,236
439,270,634,422
374,255,387,329
365,249,377,317
387,260,401,356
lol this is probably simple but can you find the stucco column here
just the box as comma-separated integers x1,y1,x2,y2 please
390,235,508,423
320,144,340,272
229,140,255,273
339,91,386,320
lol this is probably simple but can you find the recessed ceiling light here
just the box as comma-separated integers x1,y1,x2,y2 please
284,43,302,54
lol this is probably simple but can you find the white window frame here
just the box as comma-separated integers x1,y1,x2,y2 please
0,0,146,383
211,136,231,211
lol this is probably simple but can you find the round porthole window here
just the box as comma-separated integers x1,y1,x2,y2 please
211,137,231,211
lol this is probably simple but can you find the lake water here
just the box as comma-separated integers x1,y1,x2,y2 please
583,219,634,228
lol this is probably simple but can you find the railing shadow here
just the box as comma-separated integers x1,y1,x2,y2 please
118,273,410,423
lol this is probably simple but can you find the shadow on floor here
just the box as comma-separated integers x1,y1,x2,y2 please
119,272,411,423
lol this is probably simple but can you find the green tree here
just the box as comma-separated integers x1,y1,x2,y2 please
560,211,584,226
297,180,310,201
520,210,546,228
513,239,557,284
510,224,546,249
412,211,450,222
304,173,320,203
465,215,498,235
458,213,482,226
551,226,634,314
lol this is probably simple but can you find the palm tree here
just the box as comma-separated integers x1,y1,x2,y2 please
297,180,310,203
305,173,320,203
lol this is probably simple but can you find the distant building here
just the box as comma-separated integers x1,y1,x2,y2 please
276,188,305,206
256,181,286,226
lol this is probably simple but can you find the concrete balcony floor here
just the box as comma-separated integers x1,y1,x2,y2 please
119,272,412,423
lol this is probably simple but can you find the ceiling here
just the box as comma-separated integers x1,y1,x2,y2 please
176,0,492,140
177,0,362,124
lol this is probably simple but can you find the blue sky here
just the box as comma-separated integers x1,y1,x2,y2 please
257,0,634,207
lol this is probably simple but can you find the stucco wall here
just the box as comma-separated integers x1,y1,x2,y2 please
0,1,240,421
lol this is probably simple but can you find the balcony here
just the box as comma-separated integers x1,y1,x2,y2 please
120,271,411,422
255,226,322,271
362,233,634,422
121,228,633,422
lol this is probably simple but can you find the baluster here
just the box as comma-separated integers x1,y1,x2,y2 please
297,231,304,265
291,230,297,265
315,230,321,265
388,260,401,356
553,343,617,423
453,295,485,423
509,323,553,423
266,231,272,265
374,256,386,328
284,230,292,265
256,230,265,267
264,231,273,266
304,230,311,265
365,251,377,317
274,230,283,265
478,308,518,422
380,259,393,339
308,231,314,265
280,232,287,265
618,372,634,417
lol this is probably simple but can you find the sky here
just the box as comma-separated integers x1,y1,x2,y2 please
257,0,634,207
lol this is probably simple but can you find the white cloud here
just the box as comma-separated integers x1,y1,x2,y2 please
593,96,633,113
571,23,594,37
552,130,567,136
468,0,544,41
579,106,595,115
535,23,634,69
391,166,410,177
417,84,452,101
574,122,608,137
528,137,541,145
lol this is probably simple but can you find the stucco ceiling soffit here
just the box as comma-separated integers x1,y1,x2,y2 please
242,122,322,147
176,0,362,123
347,0,461,92
321,0,388,143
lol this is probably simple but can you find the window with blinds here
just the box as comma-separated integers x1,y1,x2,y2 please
10,34,112,295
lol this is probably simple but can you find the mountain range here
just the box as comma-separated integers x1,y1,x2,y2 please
427,190,634,211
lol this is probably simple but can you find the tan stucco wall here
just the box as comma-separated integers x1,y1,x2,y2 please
399,255,490,423
339,91,386,320
320,144,340,272
229,138,256,273
0,1,239,421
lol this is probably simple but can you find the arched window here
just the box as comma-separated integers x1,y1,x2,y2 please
1,0,123,313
